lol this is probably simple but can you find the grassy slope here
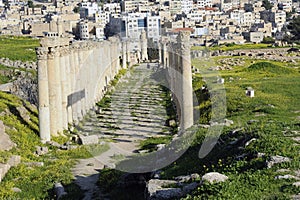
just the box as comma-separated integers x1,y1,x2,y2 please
0,36,39,61
0,91,109,199
160,57,300,199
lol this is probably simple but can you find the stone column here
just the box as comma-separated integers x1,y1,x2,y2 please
122,41,127,68
126,40,131,67
140,30,148,61
158,42,162,65
59,46,68,130
54,46,63,133
163,41,168,68
79,43,87,117
37,47,51,142
74,43,83,121
178,31,193,130
70,46,78,123
64,46,73,124
47,47,60,136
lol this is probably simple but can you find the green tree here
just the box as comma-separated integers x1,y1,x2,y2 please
27,0,34,8
262,36,275,44
262,0,273,10
287,16,300,42
73,6,80,13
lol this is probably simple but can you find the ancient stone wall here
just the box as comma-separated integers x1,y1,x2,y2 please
36,36,123,142
160,31,194,131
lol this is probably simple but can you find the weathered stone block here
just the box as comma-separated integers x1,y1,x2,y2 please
7,155,21,167
78,135,99,145
202,172,228,184
0,120,16,151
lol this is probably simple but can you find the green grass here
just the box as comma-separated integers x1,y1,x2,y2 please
0,36,39,61
159,56,300,199
191,43,300,52
139,136,172,152
0,91,109,199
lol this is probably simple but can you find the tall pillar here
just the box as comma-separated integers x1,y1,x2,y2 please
158,42,162,65
59,46,68,130
163,41,168,68
140,30,148,61
70,46,78,123
74,43,83,121
54,46,63,133
122,41,127,68
47,47,59,136
79,43,86,117
126,40,131,67
64,46,73,124
178,31,193,130
36,47,51,142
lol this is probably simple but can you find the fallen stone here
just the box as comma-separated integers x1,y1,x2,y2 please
245,138,257,147
276,169,290,173
0,120,16,151
224,119,234,126
182,182,199,193
146,179,181,200
247,119,259,124
267,155,291,168
78,135,99,145
175,173,200,183
7,155,21,167
16,106,30,122
46,141,61,148
293,182,300,187
275,175,300,180
35,146,49,156
202,172,228,184
168,120,176,127
12,187,22,193
24,162,44,167
0,163,11,182
157,144,166,151
151,188,182,200
257,152,266,158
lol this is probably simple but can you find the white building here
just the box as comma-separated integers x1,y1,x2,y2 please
121,0,149,13
146,15,160,40
108,13,161,40
186,10,205,22
197,0,212,8
181,0,193,14
80,2,100,18
94,11,109,24
278,0,292,12
79,20,89,39
170,0,182,14
103,3,121,14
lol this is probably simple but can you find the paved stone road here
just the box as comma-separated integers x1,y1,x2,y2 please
72,63,173,199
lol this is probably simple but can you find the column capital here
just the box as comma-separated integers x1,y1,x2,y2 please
177,31,191,53
59,46,70,57
36,47,48,60
48,47,56,59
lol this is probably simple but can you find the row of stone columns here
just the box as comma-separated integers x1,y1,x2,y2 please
37,36,122,142
160,31,194,131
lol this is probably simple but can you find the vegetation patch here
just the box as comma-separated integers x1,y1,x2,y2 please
245,61,295,74
0,36,39,61
158,55,300,199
